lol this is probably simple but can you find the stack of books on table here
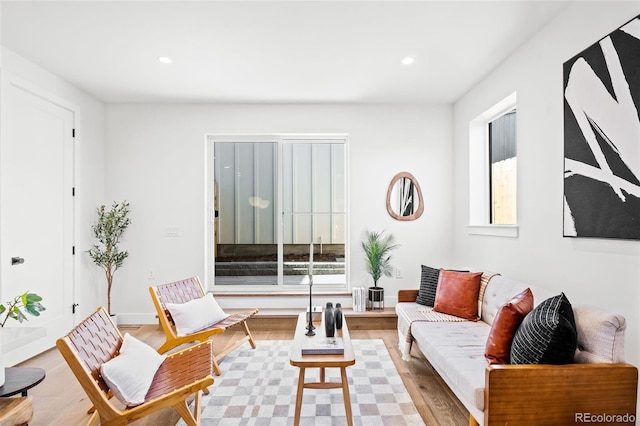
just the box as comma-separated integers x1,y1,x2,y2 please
352,287,366,312
301,337,345,355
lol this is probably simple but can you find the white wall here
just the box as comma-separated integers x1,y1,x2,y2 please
1,47,107,322
452,1,640,368
105,103,454,320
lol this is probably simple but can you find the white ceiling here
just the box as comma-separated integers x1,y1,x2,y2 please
1,1,572,104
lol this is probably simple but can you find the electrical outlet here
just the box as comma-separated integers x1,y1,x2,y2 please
396,268,403,278
164,227,180,237
147,270,154,280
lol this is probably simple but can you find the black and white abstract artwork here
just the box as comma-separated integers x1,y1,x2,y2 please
564,14,640,240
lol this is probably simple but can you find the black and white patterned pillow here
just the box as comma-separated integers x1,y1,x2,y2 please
416,265,440,306
510,293,577,364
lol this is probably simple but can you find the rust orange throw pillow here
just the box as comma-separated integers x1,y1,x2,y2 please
485,288,534,364
433,270,483,321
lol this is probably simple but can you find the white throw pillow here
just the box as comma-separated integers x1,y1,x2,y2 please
100,333,166,407
166,293,229,336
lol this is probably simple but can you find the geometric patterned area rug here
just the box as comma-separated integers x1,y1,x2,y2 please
177,339,425,425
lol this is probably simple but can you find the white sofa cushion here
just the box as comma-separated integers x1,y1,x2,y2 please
411,321,490,412
573,305,626,363
481,275,554,325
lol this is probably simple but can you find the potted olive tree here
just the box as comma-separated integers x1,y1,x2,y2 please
361,230,399,310
87,201,131,318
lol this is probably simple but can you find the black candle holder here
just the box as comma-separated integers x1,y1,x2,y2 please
305,274,315,336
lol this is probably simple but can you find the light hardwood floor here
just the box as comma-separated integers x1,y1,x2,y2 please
16,324,469,425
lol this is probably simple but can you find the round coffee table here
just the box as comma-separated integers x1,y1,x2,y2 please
0,367,46,397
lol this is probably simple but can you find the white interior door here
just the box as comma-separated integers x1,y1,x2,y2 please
0,76,75,366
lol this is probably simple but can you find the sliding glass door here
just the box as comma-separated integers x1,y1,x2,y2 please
282,141,346,287
213,141,278,286
207,135,347,291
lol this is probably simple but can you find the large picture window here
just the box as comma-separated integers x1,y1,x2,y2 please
206,135,348,291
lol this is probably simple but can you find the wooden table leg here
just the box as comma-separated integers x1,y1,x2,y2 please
294,367,305,426
319,367,325,383
340,367,353,426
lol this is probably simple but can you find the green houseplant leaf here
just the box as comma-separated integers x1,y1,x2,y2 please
0,292,46,327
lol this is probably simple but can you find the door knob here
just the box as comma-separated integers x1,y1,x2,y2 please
11,257,25,265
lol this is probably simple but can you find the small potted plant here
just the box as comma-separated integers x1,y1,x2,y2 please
361,230,399,310
87,201,131,318
0,291,45,385
0,292,45,328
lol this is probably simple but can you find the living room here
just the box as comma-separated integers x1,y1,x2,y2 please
1,1,639,424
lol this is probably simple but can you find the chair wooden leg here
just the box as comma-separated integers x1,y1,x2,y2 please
193,389,203,423
157,341,174,354
206,321,255,376
212,354,222,376
469,415,480,426
87,390,113,414
243,320,257,349
86,410,100,426
173,394,200,426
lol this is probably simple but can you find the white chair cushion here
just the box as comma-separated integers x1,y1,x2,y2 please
100,333,166,406
166,293,229,336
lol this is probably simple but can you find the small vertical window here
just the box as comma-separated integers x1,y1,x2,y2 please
468,92,518,237
488,110,517,224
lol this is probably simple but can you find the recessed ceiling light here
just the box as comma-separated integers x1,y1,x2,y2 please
401,57,415,65
158,56,173,64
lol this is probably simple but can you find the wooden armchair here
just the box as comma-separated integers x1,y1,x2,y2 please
56,307,214,426
149,276,258,375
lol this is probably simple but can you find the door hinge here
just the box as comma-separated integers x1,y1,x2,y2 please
72,246,75,255
72,187,76,196
72,128,76,138
72,303,79,314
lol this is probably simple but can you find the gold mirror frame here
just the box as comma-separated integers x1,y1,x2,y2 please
386,172,424,221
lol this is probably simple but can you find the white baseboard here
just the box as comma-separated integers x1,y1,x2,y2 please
116,313,158,325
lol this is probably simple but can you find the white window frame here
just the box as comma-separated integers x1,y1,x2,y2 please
468,92,519,238
204,133,350,292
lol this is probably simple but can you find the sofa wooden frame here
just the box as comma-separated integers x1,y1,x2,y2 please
398,289,638,426
149,276,258,375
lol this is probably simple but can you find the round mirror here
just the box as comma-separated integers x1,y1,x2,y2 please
386,172,424,221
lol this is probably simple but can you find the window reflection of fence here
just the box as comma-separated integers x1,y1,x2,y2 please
283,212,346,245
491,157,517,225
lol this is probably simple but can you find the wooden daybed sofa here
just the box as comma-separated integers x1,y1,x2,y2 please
396,271,638,425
